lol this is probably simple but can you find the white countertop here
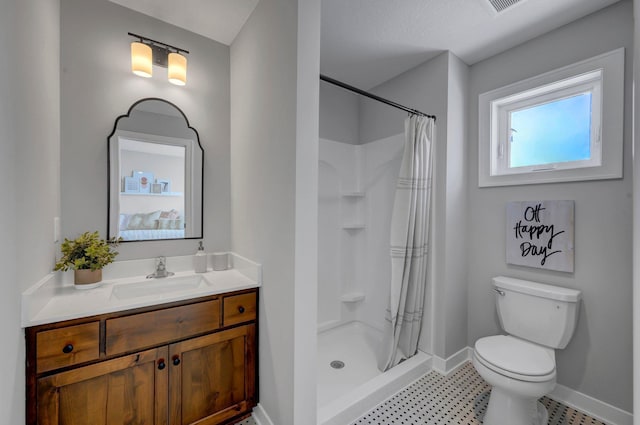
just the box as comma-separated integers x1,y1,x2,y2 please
22,253,262,327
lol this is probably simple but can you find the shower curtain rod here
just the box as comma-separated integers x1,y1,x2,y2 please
320,74,436,121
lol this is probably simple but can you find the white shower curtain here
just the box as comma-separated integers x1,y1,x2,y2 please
378,115,435,372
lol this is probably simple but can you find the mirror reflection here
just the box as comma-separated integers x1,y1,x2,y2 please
108,98,203,242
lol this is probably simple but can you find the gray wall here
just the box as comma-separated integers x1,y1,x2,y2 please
359,52,470,360
633,0,640,420
319,82,360,144
467,1,634,411
61,0,231,260
441,54,469,358
0,0,60,422
359,52,448,144
230,0,320,422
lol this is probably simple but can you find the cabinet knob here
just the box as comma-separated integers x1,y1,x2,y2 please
158,359,166,370
62,344,74,354
172,355,181,366
238,306,245,314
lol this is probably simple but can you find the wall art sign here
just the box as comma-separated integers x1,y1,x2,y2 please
506,200,574,273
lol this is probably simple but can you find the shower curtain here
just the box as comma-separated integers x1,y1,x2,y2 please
378,115,435,372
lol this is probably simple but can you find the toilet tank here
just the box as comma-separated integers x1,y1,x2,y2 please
493,276,581,349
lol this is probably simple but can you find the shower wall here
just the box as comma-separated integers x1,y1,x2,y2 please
318,139,363,329
317,135,404,332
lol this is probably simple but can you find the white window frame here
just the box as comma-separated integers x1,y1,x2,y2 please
494,70,602,175
478,48,624,187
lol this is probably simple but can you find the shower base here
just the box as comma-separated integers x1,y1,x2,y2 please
317,320,432,425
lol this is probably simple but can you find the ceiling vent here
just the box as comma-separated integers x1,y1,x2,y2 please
487,0,523,13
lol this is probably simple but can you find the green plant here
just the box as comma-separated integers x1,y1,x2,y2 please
54,231,121,272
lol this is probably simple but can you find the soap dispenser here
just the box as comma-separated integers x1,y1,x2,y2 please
194,241,207,273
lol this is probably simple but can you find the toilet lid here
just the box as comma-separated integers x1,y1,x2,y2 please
475,335,555,377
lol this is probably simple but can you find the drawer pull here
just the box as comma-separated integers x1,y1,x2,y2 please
62,344,74,354
158,359,166,370
238,306,245,314
172,355,181,366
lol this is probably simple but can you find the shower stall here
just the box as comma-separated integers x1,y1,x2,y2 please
317,77,434,425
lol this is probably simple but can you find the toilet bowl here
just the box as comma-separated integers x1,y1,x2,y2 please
472,277,581,425
473,335,556,425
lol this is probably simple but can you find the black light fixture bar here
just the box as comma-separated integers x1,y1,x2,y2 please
128,32,189,55
320,74,436,121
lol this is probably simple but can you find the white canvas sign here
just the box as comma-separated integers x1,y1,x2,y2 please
506,200,574,272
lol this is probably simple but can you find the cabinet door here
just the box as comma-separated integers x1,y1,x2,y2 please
37,347,169,425
169,324,256,425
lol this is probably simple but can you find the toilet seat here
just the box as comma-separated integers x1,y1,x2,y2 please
474,335,556,382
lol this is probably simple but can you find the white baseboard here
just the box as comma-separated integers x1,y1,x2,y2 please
434,346,632,425
252,404,275,425
548,383,633,425
432,346,472,375
255,346,632,425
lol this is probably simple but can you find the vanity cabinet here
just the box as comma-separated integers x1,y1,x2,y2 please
26,288,258,425
36,346,167,425
169,325,256,424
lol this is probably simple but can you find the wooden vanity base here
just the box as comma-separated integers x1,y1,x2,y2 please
26,288,258,425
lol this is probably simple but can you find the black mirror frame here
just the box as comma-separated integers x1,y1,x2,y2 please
107,97,204,242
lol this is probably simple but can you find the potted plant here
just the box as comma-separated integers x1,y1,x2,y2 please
54,231,121,288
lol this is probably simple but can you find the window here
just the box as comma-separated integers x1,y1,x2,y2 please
493,70,602,176
478,48,624,187
510,93,593,168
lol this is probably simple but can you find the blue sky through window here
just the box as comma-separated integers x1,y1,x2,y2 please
509,93,592,168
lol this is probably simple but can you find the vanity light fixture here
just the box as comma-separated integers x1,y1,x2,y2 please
128,32,189,86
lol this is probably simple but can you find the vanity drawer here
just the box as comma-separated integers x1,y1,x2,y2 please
223,292,257,327
36,322,100,373
105,299,220,356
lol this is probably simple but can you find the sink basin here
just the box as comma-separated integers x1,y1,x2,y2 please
112,275,210,300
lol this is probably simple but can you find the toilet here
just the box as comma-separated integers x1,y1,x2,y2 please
472,276,581,425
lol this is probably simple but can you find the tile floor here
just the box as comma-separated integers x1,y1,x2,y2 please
350,362,605,425
234,362,606,425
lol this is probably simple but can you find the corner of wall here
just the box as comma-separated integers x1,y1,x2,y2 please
1,1,61,423
230,0,319,423
429,51,472,360
631,0,640,422
293,0,321,422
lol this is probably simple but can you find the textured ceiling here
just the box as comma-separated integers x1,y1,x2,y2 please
110,0,621,89
321,0,622,89
109,0,259,46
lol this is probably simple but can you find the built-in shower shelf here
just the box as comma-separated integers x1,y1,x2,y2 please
342,223,366,230
340,292,365,303
341,191,365,198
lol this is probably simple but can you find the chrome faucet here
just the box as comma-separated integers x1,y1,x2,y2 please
147,256,175,279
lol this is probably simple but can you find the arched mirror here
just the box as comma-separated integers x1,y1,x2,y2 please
108,98,203,242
